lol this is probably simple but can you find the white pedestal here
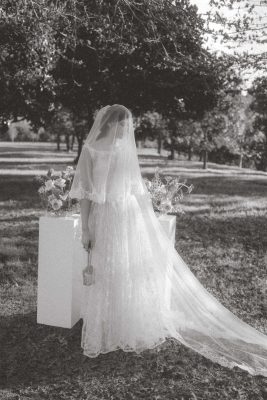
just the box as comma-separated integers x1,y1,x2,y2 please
156,213,176,310
37,214,86,329
37,212,177,329
157,213,176,245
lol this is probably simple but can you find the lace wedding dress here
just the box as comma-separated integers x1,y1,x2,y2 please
69,104,267,377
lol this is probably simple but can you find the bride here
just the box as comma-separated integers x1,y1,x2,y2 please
69,104,267,377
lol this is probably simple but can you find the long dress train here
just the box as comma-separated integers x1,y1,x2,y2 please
69,104,267,377
79,191,267,376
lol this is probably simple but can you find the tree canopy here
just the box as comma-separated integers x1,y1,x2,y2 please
0,0,231,131
197,0,267,74
53,0,224,119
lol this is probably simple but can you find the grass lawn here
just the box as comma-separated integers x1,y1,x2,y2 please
0,144,267,399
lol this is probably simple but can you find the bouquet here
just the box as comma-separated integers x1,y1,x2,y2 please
143,167,193,215
34,166,78,215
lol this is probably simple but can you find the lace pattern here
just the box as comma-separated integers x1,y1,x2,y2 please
79,193,267,377
69,105,267,376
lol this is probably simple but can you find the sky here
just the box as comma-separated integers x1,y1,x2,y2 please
190,0,267,55
190,0,267,86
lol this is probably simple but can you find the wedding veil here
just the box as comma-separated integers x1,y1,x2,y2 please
69,105,267,377
69,104,148,203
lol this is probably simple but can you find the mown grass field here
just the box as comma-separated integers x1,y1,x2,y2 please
0,143,267,399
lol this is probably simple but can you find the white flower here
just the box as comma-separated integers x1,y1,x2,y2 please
48,194,56,203
38,186,45,194
51,198,63,210
51,186,61,196
47,168,55,177
155,186,166,195
161,200,172,213
45,179,54,191
143,178,151,189
54,178,66,188
66,166,73,172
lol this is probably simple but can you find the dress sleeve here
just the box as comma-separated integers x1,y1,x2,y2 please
69,145,95,200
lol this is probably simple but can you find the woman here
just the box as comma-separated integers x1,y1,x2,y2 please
69,104,267,376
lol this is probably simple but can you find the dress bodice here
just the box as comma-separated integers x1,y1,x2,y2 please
82,142,147,204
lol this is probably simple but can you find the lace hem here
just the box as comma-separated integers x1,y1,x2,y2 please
81,335,267,376
82,336,170,358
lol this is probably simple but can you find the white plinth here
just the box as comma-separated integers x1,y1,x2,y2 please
37,211,177,329
157,213,176,245
37,214,86,329
156,213,176,310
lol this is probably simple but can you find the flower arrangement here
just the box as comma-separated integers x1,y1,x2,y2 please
143,168,193,215
34,166,78,215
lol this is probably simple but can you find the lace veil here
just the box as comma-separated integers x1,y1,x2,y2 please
69,104,147,203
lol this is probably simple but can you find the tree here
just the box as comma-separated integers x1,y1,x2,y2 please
248,77,267,170
170,119,203,161
197,108,229,169
0,1,61,132
222,93,254,168
190,70,257,170
135,112,168,154
54,0,228,161
0,0,227,158
49,107,75,151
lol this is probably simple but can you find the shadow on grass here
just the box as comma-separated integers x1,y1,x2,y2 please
0,176,40,205
0,215,41,225
176,213,267,264
190,176,267,196
1,311,266,399
0,311,185,389
1,312,84,388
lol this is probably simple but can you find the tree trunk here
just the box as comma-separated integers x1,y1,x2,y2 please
202,150,208,169
65,133,70,152
239,153,243,168
188,148,192,161
0,120,9,137
74,113,94,163
70,133,75,150
157,132,162,155
170,138,175,160
202,128,208,168
74,136,83,164
57,133,60,151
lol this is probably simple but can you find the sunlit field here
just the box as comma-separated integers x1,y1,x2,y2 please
1,143,267,399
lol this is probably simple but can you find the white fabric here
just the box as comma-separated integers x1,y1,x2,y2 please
69,104,267,377
69,104,147,204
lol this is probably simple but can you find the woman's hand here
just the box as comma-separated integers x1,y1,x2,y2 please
82,229,92,252
80,199,92,252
